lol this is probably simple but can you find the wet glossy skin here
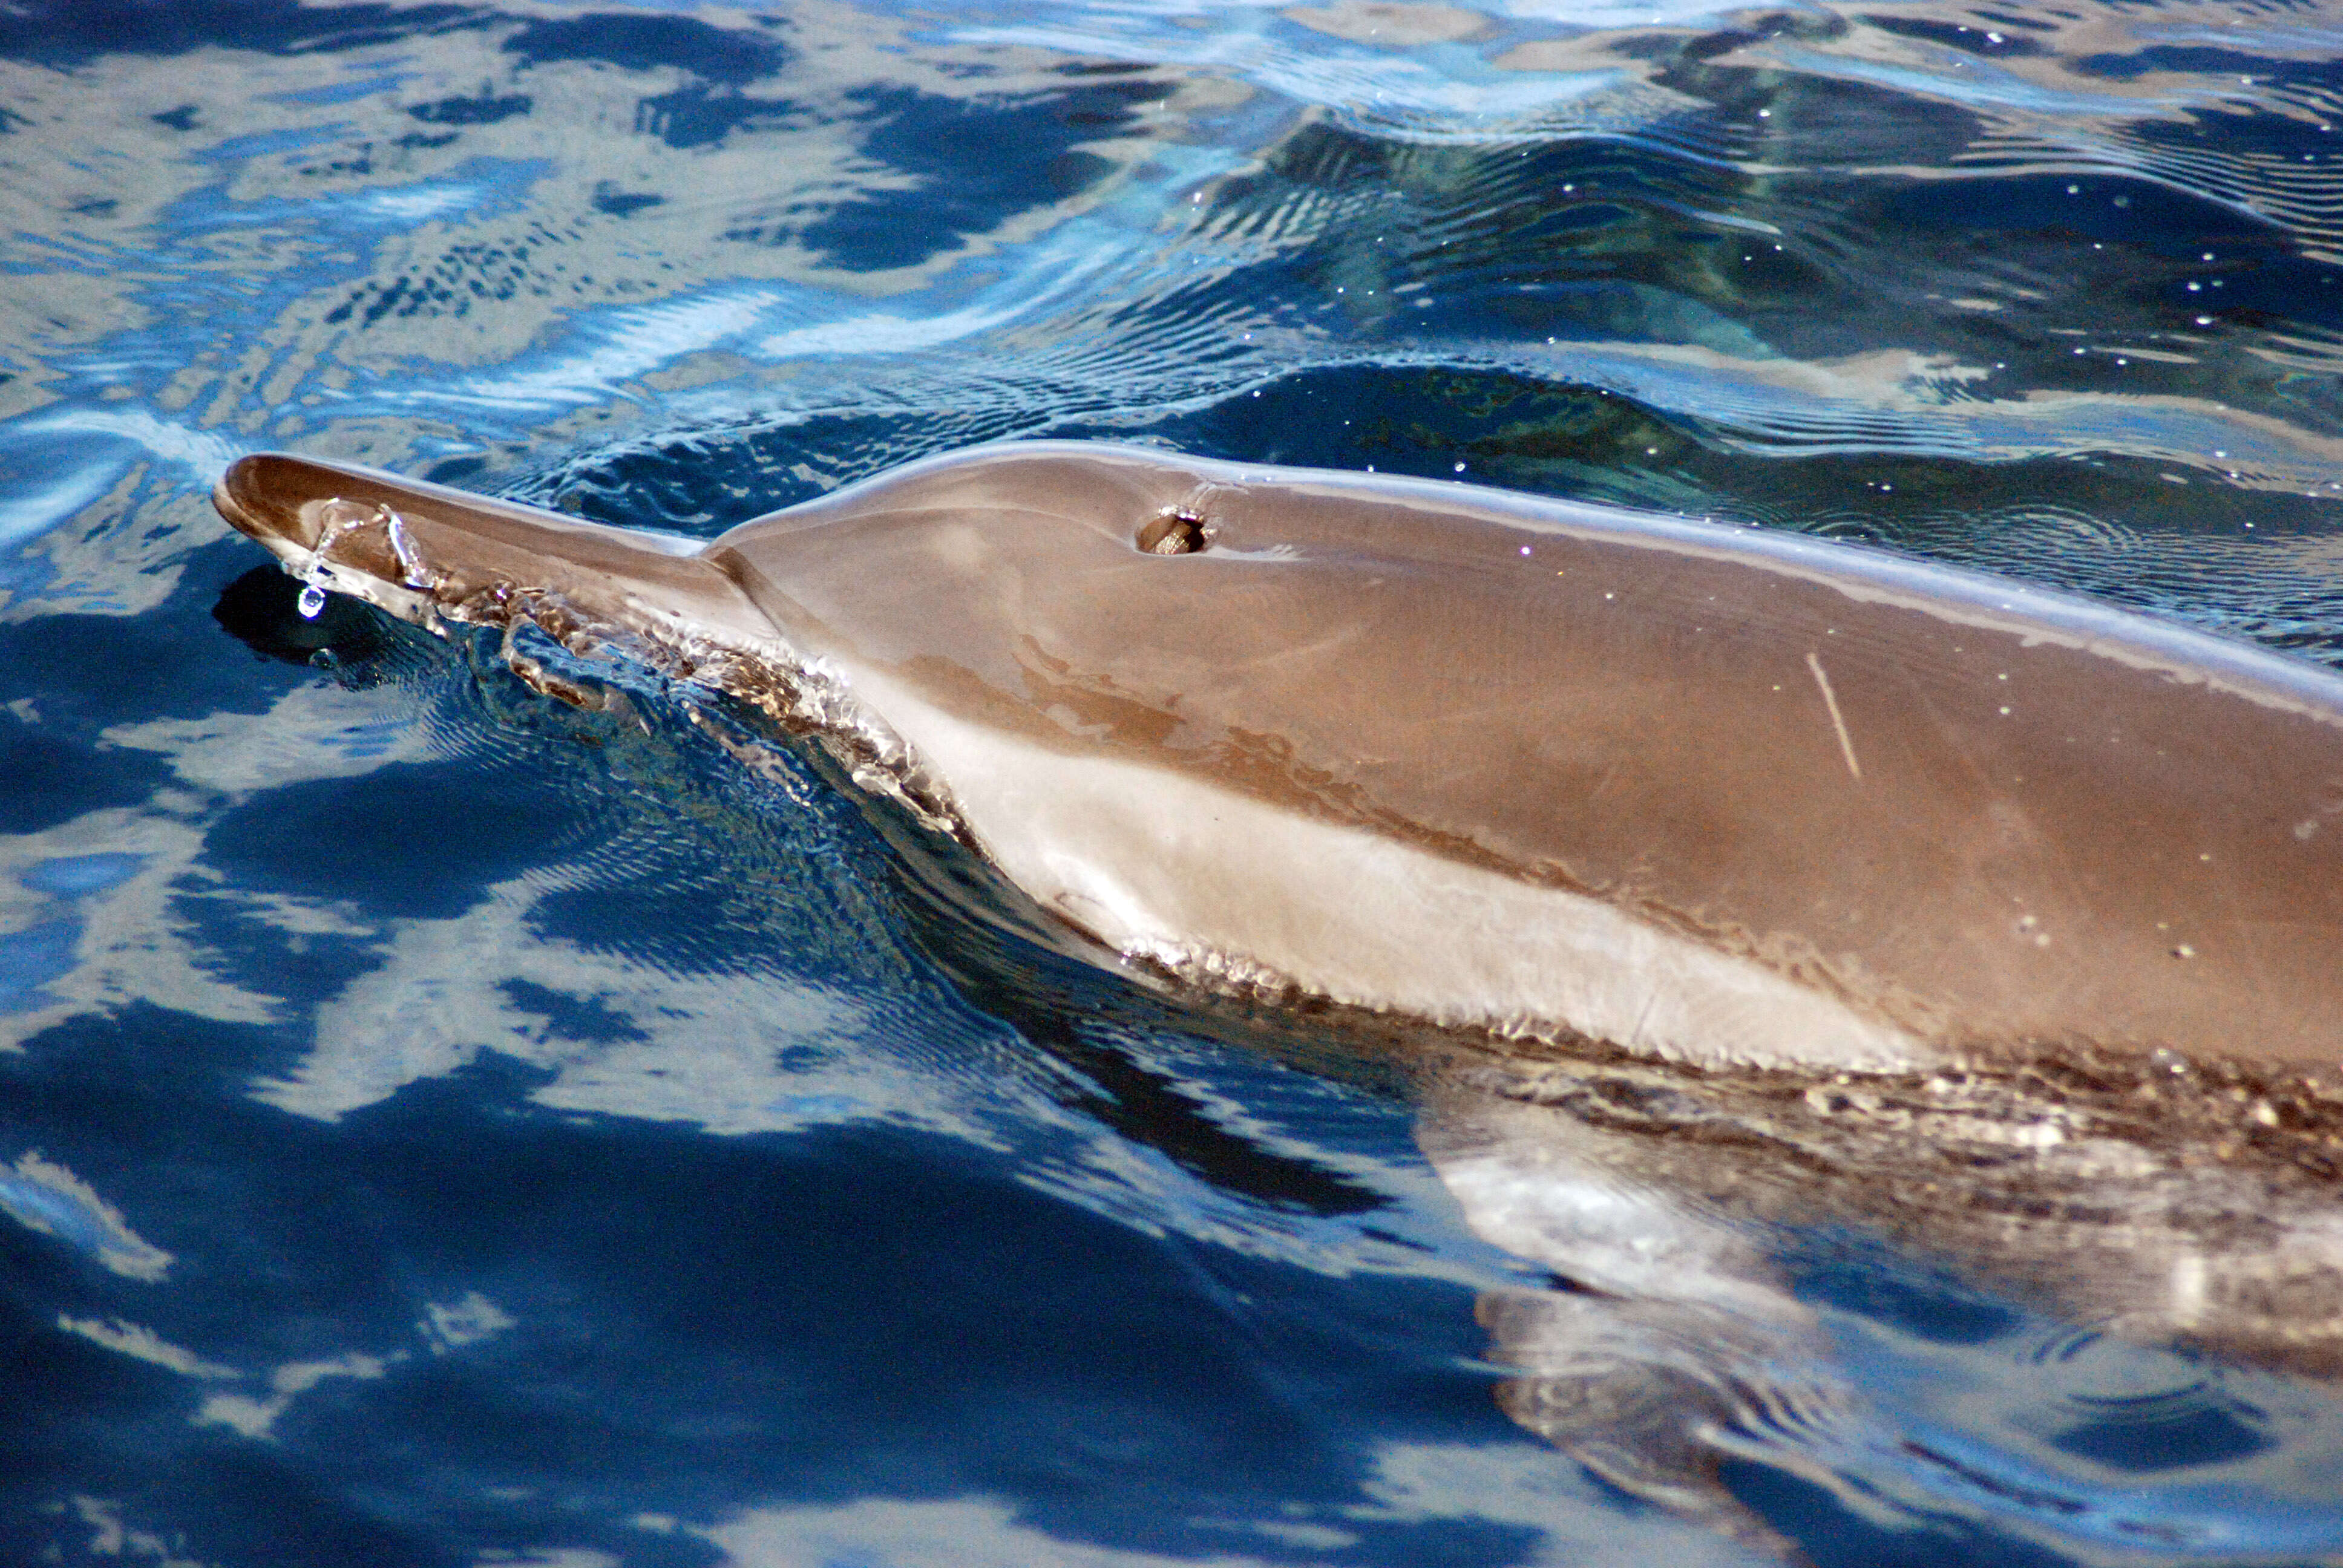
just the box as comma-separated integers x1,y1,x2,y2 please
215,442,2343,1070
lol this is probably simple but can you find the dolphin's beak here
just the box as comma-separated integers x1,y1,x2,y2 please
212,447,468,622
214,453,335,563
209,451,766,642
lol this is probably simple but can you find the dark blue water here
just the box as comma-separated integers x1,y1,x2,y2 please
7,1,2343,1563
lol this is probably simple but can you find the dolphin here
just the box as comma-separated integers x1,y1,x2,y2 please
212,440,2343,1074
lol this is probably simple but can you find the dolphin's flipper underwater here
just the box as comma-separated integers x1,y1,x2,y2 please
216,440,2343,1074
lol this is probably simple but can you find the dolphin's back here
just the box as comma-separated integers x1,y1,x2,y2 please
708,445,2343,1067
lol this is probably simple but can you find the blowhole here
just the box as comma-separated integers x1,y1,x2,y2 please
1136,511,1213,555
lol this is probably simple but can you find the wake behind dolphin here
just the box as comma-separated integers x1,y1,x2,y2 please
212,441,2343,1074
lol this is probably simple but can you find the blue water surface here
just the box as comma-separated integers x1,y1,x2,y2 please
5,1,2343,1564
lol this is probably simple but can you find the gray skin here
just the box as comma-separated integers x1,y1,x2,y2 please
214,440,2343,1073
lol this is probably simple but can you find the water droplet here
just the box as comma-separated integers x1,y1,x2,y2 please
387,510,431,587
297,584,326,619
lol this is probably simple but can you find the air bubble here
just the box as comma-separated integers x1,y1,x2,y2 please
297,584,326,619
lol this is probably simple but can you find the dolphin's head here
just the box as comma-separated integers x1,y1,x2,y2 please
208,438,2343,1071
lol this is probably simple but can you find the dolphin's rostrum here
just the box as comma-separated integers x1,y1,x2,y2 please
214,440,2343,1074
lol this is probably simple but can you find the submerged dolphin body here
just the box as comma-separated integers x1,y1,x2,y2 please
214,442,2343,1073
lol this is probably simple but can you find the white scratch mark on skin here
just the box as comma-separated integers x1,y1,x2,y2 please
1628,986,1659,1050
1806,652,1863,783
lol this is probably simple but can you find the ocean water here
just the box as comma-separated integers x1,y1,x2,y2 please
5,1,2343,1563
